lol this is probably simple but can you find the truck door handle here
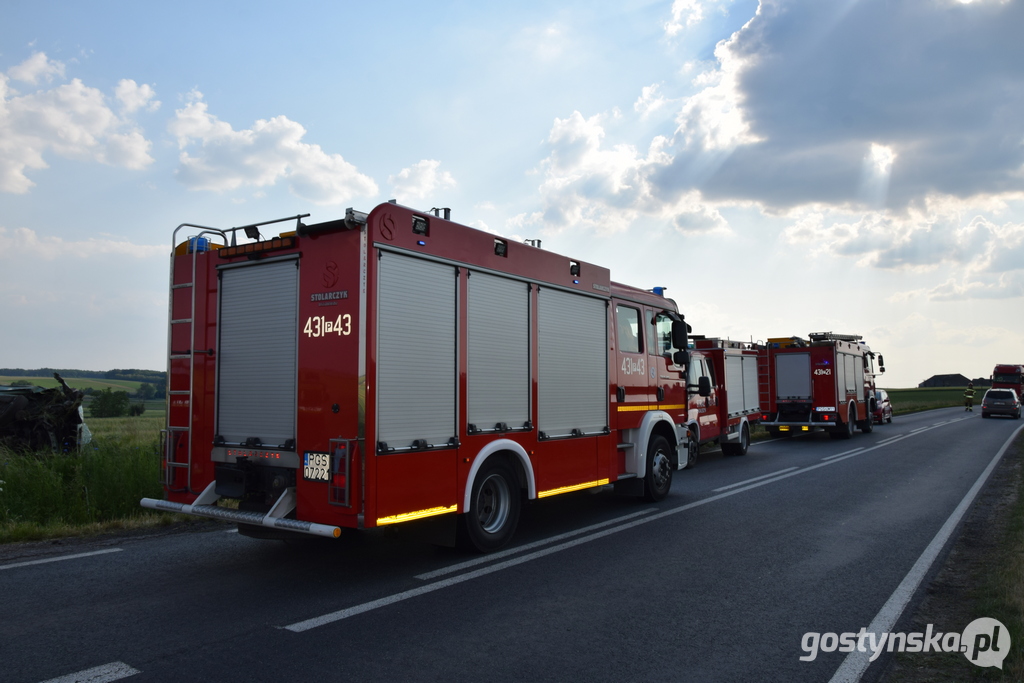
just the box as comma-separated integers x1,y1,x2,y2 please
657,386,665,402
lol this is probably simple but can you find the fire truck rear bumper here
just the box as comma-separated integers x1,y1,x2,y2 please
140,484,341,539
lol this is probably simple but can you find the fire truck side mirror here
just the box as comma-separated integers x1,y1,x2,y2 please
698,375,712,397
878,354,885,373
671,320,689,350
673,350,689,367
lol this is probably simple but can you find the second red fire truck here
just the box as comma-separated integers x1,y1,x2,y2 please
760,333,884,439
142,202,695,551
685,337,764,458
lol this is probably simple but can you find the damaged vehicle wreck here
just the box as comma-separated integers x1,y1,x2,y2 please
0,373,92,452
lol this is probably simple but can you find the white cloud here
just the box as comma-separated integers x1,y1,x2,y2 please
387,159,456,203
533,111,728,235
523,0,1024,300
634,83,669,119
665,0,708,36
0,226,165,260
0,53,155,193
115,79,160,113
169,91,378,205
7,52,65,84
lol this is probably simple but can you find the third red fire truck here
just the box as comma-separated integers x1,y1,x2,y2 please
142,202,695,551
760,333,884,439
991,364,1024,400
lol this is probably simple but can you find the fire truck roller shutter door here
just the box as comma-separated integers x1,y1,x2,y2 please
775,353,811,400
537,288,607,438
468,272,530,432
845,353,857,394
726,355,744,417
742,355,759,413
377,252,456,449
217,258,298,446
835,354,846,403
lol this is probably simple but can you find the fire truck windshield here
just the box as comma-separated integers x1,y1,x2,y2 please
994,372,1022,383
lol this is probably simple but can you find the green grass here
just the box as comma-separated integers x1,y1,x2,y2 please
0,375,144,392
0,415,166,543
882,387,972,415
975,439,1024,681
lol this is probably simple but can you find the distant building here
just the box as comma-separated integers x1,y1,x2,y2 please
919,374,970,388
971,377,993,387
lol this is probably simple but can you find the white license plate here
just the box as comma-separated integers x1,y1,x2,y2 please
303,452,331,482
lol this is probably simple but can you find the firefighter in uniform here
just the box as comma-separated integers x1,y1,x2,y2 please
964,382,975,412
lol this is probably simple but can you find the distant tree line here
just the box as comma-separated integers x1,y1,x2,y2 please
1,368,166,396
0,368,165,383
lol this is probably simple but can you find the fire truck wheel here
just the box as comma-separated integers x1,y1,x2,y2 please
459,458,521,552
859,413,873,433
723,423,750,456
682,432,698,469
644,435,674,502
830,407,855,440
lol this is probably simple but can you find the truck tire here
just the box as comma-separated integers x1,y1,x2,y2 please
682,427,699,469
722,423,750,456
644,434,674,502
859,410,873,433
458,458,520,552
830,407,855,440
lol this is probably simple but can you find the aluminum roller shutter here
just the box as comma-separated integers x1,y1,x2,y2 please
776,353,811,399
845,354,857,393
377,252,456,450
726,355,744,417
217,259,298,446
537,288,607,438
742,355,760,412
467,271,530,431
835,354,846,402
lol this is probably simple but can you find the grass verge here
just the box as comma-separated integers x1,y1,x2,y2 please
0,415,165,544
879,434,1023,681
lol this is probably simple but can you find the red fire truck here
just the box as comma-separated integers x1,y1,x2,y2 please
759,333,884,439
685,338,763,458
991,364,1024,400
141,202,693,551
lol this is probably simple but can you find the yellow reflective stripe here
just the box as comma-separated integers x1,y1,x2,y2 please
538,479,610,498
377,504,458,526
617,404,686,412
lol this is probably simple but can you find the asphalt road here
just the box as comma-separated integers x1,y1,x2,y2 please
1,407,1021,683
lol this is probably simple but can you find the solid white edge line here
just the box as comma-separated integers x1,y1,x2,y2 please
712,467,799,492
0,548,122,571
415,508,656,581
38,661,140,683
282,416,987,633
827,422,1024,683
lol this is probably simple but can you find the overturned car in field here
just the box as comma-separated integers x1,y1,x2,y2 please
0,374,92,451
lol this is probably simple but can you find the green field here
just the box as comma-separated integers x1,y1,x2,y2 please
881,386,972,414
0,375,145,392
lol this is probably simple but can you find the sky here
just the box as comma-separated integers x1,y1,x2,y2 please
1,0,1022,388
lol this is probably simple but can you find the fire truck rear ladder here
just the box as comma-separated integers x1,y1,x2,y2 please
163,224,226,493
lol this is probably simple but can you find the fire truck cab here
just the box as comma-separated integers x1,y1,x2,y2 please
142,202,694,552
991,364,1024,401
760,332,884,440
